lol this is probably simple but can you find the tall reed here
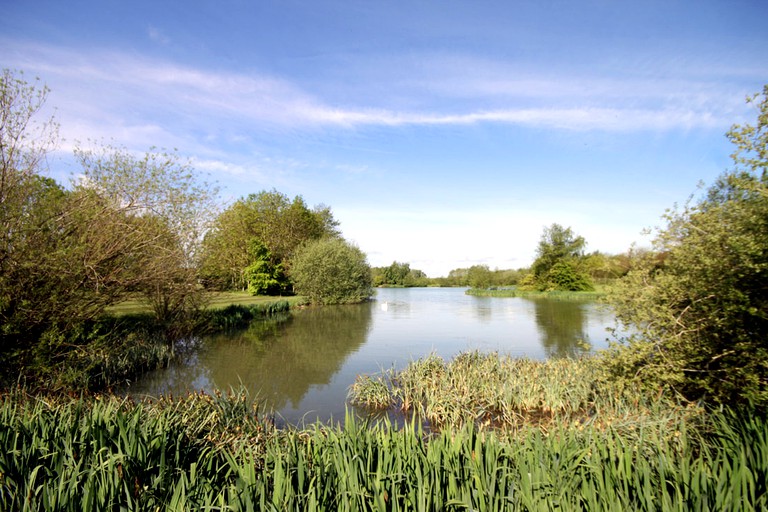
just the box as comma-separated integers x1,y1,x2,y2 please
1,388,766,510
350,350,641,431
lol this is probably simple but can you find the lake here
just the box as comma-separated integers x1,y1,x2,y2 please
123,287,618,425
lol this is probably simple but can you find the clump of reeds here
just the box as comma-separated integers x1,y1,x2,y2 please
348,350,704,434
203,300,292,331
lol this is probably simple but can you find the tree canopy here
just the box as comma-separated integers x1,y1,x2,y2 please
0,70,217,353
290,238,373,305
372,261,429,287
522,224,593,291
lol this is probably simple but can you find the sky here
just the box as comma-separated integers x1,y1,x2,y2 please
2,0,767,277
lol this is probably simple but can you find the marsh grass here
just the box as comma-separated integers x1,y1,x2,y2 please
1,386,766,510
203,301,293,331
349,351,704,434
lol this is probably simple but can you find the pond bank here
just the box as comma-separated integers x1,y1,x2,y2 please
1,295,301,394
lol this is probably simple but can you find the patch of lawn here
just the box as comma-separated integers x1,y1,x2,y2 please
106,292,307,316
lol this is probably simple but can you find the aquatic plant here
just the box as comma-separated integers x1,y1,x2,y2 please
349,351,700,433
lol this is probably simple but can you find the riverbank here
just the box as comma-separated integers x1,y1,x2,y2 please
2,294,303,393
2,364,765,510
466,287,606,300
106,292,308,315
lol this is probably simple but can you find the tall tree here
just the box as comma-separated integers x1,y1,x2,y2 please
73,144,218,322
524,224,593,291
384,261,411,286
467,264,492,289
1,70,219,348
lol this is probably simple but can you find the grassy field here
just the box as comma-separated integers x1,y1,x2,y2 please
107,292,308,315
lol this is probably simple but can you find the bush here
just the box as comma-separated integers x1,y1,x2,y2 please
289,238,373,304
606,86,768,406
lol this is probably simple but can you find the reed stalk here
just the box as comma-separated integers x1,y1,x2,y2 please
1,378,766,510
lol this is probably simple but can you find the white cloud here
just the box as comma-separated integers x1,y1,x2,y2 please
0,40,740,142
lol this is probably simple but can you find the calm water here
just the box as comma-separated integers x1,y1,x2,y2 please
124,288,617,425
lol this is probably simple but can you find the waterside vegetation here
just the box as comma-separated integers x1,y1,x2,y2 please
2,384,766,510
2,298,296,393
465,288,605,300
350,352,635,431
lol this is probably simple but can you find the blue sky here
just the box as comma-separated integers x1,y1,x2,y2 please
2,0,766,276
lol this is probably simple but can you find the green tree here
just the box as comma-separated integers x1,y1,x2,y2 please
606,85,768,406
289,238,373,305
0,70,218,351
384,261,411,286
73,144,218,323
467,264,492,289
447,268,470,287
244,240,286,296
200,189,339,291
526,224,593,291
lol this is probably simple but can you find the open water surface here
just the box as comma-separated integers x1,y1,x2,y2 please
124,288,618,425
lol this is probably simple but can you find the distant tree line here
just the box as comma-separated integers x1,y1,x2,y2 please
372,245,639,291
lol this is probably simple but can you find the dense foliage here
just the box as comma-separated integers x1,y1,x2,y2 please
607,86,768,406
0,71,216,369
371,261,429,287
290,238,373,304
520,223,594,291
199,189,339,292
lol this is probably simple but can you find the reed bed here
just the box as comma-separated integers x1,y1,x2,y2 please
349,351,705,434
203,301,293,331
1,386,766,510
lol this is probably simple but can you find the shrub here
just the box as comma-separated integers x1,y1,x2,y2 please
289,238,373,305
606,86,768,406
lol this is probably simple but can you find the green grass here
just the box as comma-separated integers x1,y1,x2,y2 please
205,292,308,310
1,385,766,511
107,291,308,316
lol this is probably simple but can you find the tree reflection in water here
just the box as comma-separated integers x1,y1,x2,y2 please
529,298,594,358
126,304,373,413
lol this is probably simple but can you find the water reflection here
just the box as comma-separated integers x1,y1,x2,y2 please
529,298,605,358
129,304,372,412
126,289,618,423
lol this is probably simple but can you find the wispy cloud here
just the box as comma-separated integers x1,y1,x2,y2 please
1,40,740,141
303,105,720,131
